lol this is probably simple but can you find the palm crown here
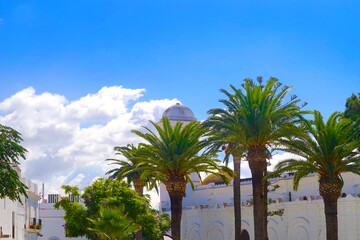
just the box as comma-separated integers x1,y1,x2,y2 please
271,111,360,190
131,116,233,240
268,110,360,240
106,144,156,196
207,77,305,240
132,117,233,191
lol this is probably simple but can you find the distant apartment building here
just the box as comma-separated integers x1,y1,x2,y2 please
38,194,86,240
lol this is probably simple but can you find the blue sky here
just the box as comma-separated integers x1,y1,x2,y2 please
1,1,359,119
0,1,359,203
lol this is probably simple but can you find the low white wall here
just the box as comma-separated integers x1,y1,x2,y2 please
180,195,360,240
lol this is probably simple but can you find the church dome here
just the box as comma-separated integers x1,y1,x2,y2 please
200,172,233,186
162,103,197,122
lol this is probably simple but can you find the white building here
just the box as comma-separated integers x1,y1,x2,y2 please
0,166,82,240
0,166,41,240
159,103,360,240
38,194,86,240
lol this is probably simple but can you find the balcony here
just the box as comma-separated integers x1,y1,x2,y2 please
25,218,42,233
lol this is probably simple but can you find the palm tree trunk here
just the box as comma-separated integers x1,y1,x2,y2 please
248,159,267,240
323,197,338,240
169,194,183,240
133,182,145,240
263,167,268,240
233,156,242,240
134,231,142,240
319,178,341,240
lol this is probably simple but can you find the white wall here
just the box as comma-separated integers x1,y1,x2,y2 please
39,202,87,240
161,172,360,240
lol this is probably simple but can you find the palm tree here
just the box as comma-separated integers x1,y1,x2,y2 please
267,111,360,240
211,77,303,240
204,109,245,240
106,144,156,240
106,144,154,197
132,117,234,240
88,205,141,240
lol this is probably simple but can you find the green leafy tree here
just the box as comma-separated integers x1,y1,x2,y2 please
344,93,360,120
132,117,234,240
204,108,246,240
0,124,28,202
210,77,304,240
106,144,158,240
88,206,141,240
267,111,360,240
54,178,170,240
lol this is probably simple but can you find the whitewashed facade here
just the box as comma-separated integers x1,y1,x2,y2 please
38,195,86,240
0,166,41,240
160,172,360,240
159,103,360,240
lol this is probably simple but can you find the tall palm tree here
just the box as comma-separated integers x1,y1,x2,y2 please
267,111,360,240
211,77,303,240
204,110,245,240
106,144,155,197
106,144,155,240
132,117,234,240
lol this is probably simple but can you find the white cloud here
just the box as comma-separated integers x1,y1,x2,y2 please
0,86,179,206
2,86,299,207
269,151,303,172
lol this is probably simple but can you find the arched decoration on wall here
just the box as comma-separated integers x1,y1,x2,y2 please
268,217,280,240
187,223,201,240
237,220,251,240
240,229,250,240
287,217,311,240
268,227,278,240
207,221,225,240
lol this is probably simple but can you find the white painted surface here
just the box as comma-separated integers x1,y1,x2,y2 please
160,172,360,240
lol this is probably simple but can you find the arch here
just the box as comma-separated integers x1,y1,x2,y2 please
187,223,201,240
207,221,225,240
268,217,280,240
240,229,250,240
287,217,311,240
268,227,278,240
240,220,251,240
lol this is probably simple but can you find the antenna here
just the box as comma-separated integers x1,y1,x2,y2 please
42,183,45,203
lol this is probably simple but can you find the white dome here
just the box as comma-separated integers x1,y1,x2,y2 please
162,103,197,122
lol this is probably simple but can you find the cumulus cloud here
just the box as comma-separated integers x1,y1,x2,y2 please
0,86,179,203
0,86,302,208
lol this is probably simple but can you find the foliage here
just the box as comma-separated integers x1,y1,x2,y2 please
268,111,360,191
132,117,234,192
268,184,280,192
106,144,157,196
345,92,360,120
203,105,246,240
54,178,170,240
208,77,306,240
0,124,28,202
87,206,141,240
131,117,234,240
268,208,285,217
267,111,360,240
